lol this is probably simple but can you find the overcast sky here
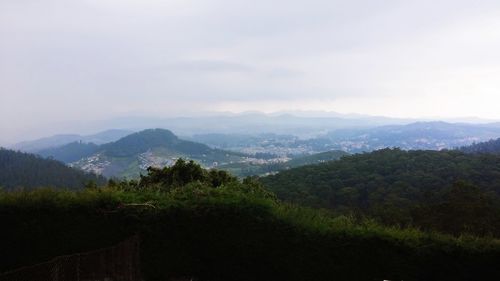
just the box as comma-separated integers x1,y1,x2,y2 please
2,0,500,143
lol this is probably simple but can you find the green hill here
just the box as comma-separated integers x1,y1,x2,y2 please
101,129,218,157
260,148,500,236
70,129,247,178
0,148,106,190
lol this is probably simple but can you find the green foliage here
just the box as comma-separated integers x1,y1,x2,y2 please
412,181,500,236
0,148,106,190
101,129,180,157
4,156,500,280
2,185,500,281
284,150,349,168
460,137,500,154
261,148,500,237
138,158,238,190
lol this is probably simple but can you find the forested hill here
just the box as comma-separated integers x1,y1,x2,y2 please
68,129,247,178
37,141,99,163
0,148,106,190
100,128,221,157
460,138,500,154
260,148,500,236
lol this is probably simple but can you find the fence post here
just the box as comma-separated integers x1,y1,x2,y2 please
76,253,80,281
51,259,60,281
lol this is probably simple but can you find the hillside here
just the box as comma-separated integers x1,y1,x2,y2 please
261,148,500,236
37,141,99,163
284,150,349,167
0,148,106,190
460,138,500,154
70,129,247,178
2,172,500,281
100,129,217,157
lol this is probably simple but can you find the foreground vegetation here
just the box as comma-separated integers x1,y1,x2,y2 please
2,160,500,281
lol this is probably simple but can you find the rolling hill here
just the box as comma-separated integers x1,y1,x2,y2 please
261,148,500,208
260,148,500,236
69,129,248,178
0,148,106,190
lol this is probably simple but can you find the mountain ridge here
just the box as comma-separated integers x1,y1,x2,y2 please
10,129,134,152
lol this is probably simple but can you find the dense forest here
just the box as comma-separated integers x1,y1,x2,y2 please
460,138,500,154
2,160,500,281
0,148,106,190
260,148,500,236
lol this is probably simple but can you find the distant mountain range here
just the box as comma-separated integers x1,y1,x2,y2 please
188,122,500,155
8,112,500,146
0,148,105,190
11,113,500,154
320,121,500,152
12,119,500,179
10,112,414,143
10,129,133,152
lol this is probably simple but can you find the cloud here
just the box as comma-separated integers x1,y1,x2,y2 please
2,0,500,141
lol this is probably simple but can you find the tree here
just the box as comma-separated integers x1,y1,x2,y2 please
139,159,236,190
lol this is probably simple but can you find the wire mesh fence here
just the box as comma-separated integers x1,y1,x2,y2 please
0,235,142,281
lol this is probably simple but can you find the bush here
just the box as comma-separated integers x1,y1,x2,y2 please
2,184,500,281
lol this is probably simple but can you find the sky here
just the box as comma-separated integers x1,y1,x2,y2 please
2,0,500,143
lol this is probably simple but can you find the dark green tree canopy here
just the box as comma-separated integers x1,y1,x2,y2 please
261,148,500,236
139,158,237,189
0,148,106,190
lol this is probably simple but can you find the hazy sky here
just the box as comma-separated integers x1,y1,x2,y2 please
2,0,500,142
